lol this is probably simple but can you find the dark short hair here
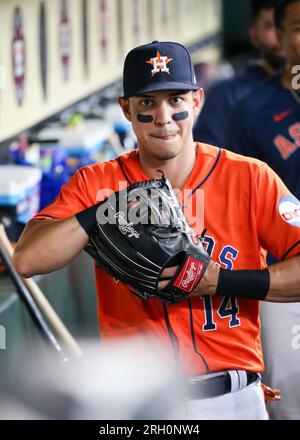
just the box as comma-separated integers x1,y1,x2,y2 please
274,0,300,29
251,0,276,23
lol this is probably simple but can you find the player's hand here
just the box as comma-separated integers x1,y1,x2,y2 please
158,261,219,298
261,383,281,402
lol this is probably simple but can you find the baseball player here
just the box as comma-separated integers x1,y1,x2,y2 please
193,0,286,146
13,40,300,420
225,0,300,419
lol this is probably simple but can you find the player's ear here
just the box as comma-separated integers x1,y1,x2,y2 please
249,26,259,49
276,28,285,49
192,89,204,116
118,97,132,122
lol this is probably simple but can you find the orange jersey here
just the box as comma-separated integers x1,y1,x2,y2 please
33,143,300,376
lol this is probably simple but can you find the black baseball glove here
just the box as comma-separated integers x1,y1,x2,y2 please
84,174,211,303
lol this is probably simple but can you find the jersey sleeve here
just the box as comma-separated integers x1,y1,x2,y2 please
254,163,300,261
32,168,94,221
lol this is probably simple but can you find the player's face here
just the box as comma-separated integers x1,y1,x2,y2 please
118,90,202,162
278,1,300,67
250,9,286,70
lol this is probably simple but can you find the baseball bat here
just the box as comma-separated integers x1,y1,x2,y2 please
0,224,82,358
0,238,67,361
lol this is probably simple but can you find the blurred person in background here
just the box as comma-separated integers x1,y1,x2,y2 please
193,0,286,146
225,0,300,419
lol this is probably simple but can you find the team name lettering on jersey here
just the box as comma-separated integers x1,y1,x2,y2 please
273,122,300,159
201,236,241,331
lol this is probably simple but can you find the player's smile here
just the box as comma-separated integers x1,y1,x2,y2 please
153,135,177,141
151,130,179,141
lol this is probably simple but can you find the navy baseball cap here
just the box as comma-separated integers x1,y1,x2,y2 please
122,41,199,99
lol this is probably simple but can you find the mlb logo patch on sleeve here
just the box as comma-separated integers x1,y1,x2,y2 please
279,195,300,228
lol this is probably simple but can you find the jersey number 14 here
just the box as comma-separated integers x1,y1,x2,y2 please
202,236,241,331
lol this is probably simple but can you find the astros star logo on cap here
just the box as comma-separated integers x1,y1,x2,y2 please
146,51,173,76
